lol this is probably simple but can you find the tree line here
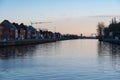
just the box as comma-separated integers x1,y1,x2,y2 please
97,18,120,40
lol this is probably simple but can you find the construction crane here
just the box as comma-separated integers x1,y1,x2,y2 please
30,21,52,31
30,22,52,26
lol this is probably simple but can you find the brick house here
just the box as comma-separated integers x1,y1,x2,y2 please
0,20,17,40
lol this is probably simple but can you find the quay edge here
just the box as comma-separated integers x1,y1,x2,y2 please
0,39,57,47
99,38,120,44
0,38,80,47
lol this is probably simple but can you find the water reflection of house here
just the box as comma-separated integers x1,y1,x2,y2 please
0,45,37,59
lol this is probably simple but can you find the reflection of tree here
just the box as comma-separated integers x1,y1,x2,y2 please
98,42,120,57
97,42,120,72
0,45,37,59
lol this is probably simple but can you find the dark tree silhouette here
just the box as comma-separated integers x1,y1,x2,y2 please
98,18,120,39
97,22,105,38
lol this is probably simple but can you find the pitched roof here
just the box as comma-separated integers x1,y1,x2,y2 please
28,26,37,32
0,20,17,29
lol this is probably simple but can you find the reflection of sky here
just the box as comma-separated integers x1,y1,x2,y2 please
0,0,120,35
97,42,120,73
1,40,120,79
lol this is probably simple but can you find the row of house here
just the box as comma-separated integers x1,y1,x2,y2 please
0,20,79,41
0,20,62,41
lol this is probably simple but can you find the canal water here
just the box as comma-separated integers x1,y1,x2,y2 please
0,40,120,80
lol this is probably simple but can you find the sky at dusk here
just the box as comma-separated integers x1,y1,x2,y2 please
0,0,120,35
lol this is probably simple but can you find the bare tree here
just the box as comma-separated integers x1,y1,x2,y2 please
97,22,105,38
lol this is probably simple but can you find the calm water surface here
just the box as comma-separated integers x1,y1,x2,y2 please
0,40,120,80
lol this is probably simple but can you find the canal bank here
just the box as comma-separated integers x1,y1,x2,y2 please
99,38,120,45
0,39,56,47
0,38,79,47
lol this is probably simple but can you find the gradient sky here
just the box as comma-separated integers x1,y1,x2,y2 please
0,0,120,35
